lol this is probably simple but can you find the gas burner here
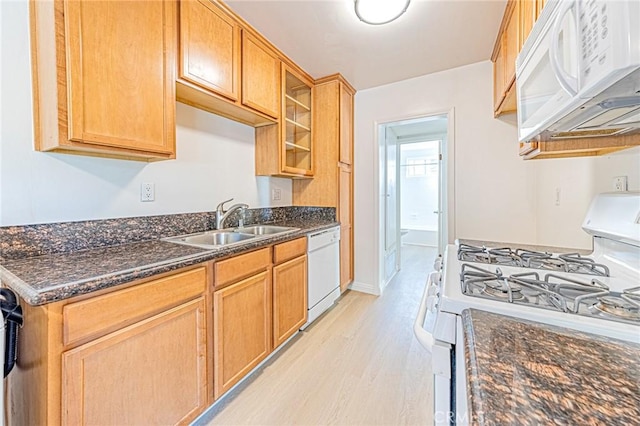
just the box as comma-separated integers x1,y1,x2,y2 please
593,296,640,320
458,244,523,266
559,253,610,276
483,280,525,301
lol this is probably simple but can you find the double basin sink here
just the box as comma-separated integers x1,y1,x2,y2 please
163,225,299,250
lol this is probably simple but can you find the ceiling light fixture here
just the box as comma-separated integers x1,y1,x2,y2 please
354,0,411,25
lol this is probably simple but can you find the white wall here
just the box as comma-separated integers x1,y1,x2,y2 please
0,0,291,226
353,60,640,294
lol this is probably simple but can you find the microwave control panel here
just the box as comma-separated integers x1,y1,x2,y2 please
578,0,612,88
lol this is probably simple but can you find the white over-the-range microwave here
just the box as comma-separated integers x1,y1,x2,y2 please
516,0,640,143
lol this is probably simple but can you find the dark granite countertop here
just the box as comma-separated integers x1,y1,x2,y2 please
0,219,338,306
462,309,640,426
457,239,592,255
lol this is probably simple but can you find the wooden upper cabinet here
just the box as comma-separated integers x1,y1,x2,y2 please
492,0,519,116
492,0,549,117
242,32,281,119
30,0,177,161
281,64,314,176
255,63,314,178
179,0,239,101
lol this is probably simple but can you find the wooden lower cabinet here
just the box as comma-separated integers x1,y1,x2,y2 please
273,255,307,348
8,266,210,426
213,270,272,399
62,298,207,425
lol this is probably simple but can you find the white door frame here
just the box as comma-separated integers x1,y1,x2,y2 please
374,109,456,294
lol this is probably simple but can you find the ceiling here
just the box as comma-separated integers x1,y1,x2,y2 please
225,0,507,90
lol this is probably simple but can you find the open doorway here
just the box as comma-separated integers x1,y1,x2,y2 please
378,113,449,291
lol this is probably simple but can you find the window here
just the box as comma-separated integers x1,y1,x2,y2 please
405,157,427,177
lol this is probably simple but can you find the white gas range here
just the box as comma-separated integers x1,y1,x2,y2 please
414,192,640,425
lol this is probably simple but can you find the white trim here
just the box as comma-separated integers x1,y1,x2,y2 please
374,109,456,294
348,280,380,296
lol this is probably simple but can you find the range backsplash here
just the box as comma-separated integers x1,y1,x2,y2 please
0,206,335,261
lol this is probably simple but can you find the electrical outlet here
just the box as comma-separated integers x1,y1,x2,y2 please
272,188,281,201
141,183,155,202
613,176,628,192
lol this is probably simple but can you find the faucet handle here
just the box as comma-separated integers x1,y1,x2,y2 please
216,198,234,212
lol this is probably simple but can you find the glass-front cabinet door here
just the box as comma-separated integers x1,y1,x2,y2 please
281,65,313,176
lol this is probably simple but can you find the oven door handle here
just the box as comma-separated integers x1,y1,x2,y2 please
413,272,438,353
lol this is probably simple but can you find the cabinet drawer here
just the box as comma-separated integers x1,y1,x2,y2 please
215,247,271,287
273,237,307,264
63,267,206,347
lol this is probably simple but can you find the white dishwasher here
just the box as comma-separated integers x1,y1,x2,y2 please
304,226,340,328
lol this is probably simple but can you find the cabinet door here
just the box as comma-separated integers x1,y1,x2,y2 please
340,227,353,292
179,0,239,101
242,32,280,118
64,0,175,154
339,164,353,291
520,0,536,48
62,298,207,425
493,39,506,111
273,255,307,348
504,1,519,90
213,271,272,399
339,84,353,165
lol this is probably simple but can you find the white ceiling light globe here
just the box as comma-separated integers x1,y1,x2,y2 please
354,0,411,25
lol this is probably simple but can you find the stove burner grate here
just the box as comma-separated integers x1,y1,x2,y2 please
458,244,610,277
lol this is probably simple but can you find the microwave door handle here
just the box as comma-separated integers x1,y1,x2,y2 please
550,0,579,95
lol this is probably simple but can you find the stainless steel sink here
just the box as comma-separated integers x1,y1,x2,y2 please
163,231,255,249
163,225,298,249
234,225,298,235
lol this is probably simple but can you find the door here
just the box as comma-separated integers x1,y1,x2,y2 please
62,299,207,425
383,126,400,284
378,114,449,292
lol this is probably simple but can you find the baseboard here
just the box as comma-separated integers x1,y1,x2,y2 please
348,280,380,296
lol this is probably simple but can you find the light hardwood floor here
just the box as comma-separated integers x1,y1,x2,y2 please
197,245,437,426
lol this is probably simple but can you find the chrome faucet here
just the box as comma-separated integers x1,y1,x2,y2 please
215,198,249,229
